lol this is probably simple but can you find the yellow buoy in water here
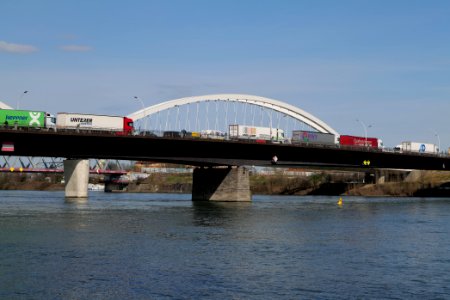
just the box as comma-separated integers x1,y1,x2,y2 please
337,197,343,206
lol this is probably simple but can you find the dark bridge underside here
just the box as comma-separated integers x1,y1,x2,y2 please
1,129,449,171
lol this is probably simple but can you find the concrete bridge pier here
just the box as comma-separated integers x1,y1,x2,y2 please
375,169,411,184
64,159,89,198
405,170,425,182
192,166,252,202
365,170,402,184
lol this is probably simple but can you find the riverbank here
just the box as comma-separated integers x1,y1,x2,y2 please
0,174,63,191
2,171,450,197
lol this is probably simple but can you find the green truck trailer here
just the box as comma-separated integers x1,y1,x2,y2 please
0,109,55,128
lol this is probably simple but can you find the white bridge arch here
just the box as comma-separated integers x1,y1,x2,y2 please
128,94,339,136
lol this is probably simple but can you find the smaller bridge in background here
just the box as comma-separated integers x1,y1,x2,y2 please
0,167,127,175
0,156,129,193
0,156,128,175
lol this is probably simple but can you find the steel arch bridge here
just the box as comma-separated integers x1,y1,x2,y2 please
128,94,339,136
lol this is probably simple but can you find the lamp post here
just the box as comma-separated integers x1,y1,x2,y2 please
17,90,29,109
134,96,147,132
434,131,441,153
356,119,372,146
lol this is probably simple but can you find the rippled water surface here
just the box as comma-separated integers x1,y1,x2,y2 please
1,191,450,299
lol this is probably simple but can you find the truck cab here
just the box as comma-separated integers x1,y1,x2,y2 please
46,113,57,130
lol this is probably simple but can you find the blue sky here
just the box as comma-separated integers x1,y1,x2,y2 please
1,0,450,148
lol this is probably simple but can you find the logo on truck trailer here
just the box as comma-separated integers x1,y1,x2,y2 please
5,112,42,127
6,115,27,121
301,131,318,142
70,117,93,125
29,112,41,126
420,144,426,153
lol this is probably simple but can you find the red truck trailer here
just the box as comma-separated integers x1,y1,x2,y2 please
339,135,382,149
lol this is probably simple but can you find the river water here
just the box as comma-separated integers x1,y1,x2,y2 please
1,191,449,299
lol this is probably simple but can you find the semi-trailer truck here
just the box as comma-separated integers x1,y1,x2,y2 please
229,124,285,143
56,113,134,135
0,109,56,129
292,130,336,146
339,135,383,149
399,141,438,154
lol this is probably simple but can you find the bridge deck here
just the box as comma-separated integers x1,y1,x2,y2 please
0,128,448,171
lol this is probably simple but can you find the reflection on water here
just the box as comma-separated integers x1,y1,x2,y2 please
0,190,449,299
191,201,252,227
65,197,88,205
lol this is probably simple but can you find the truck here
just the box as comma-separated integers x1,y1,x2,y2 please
399,141,438,154
0,109,56,129
56,113,134,135
229,124,285,143
291,130,336,146
339,135,383,149
200,129,226,140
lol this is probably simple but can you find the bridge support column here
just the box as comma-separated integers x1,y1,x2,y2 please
64,159,89,198
374,169,410,184
405,170,424,182
192,166,251,202
375,170,386,184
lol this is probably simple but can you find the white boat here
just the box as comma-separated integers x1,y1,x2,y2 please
88,183,105,191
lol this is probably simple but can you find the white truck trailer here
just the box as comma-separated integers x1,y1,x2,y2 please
400,141,438,154
228,124,285,143
56,113,134,135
